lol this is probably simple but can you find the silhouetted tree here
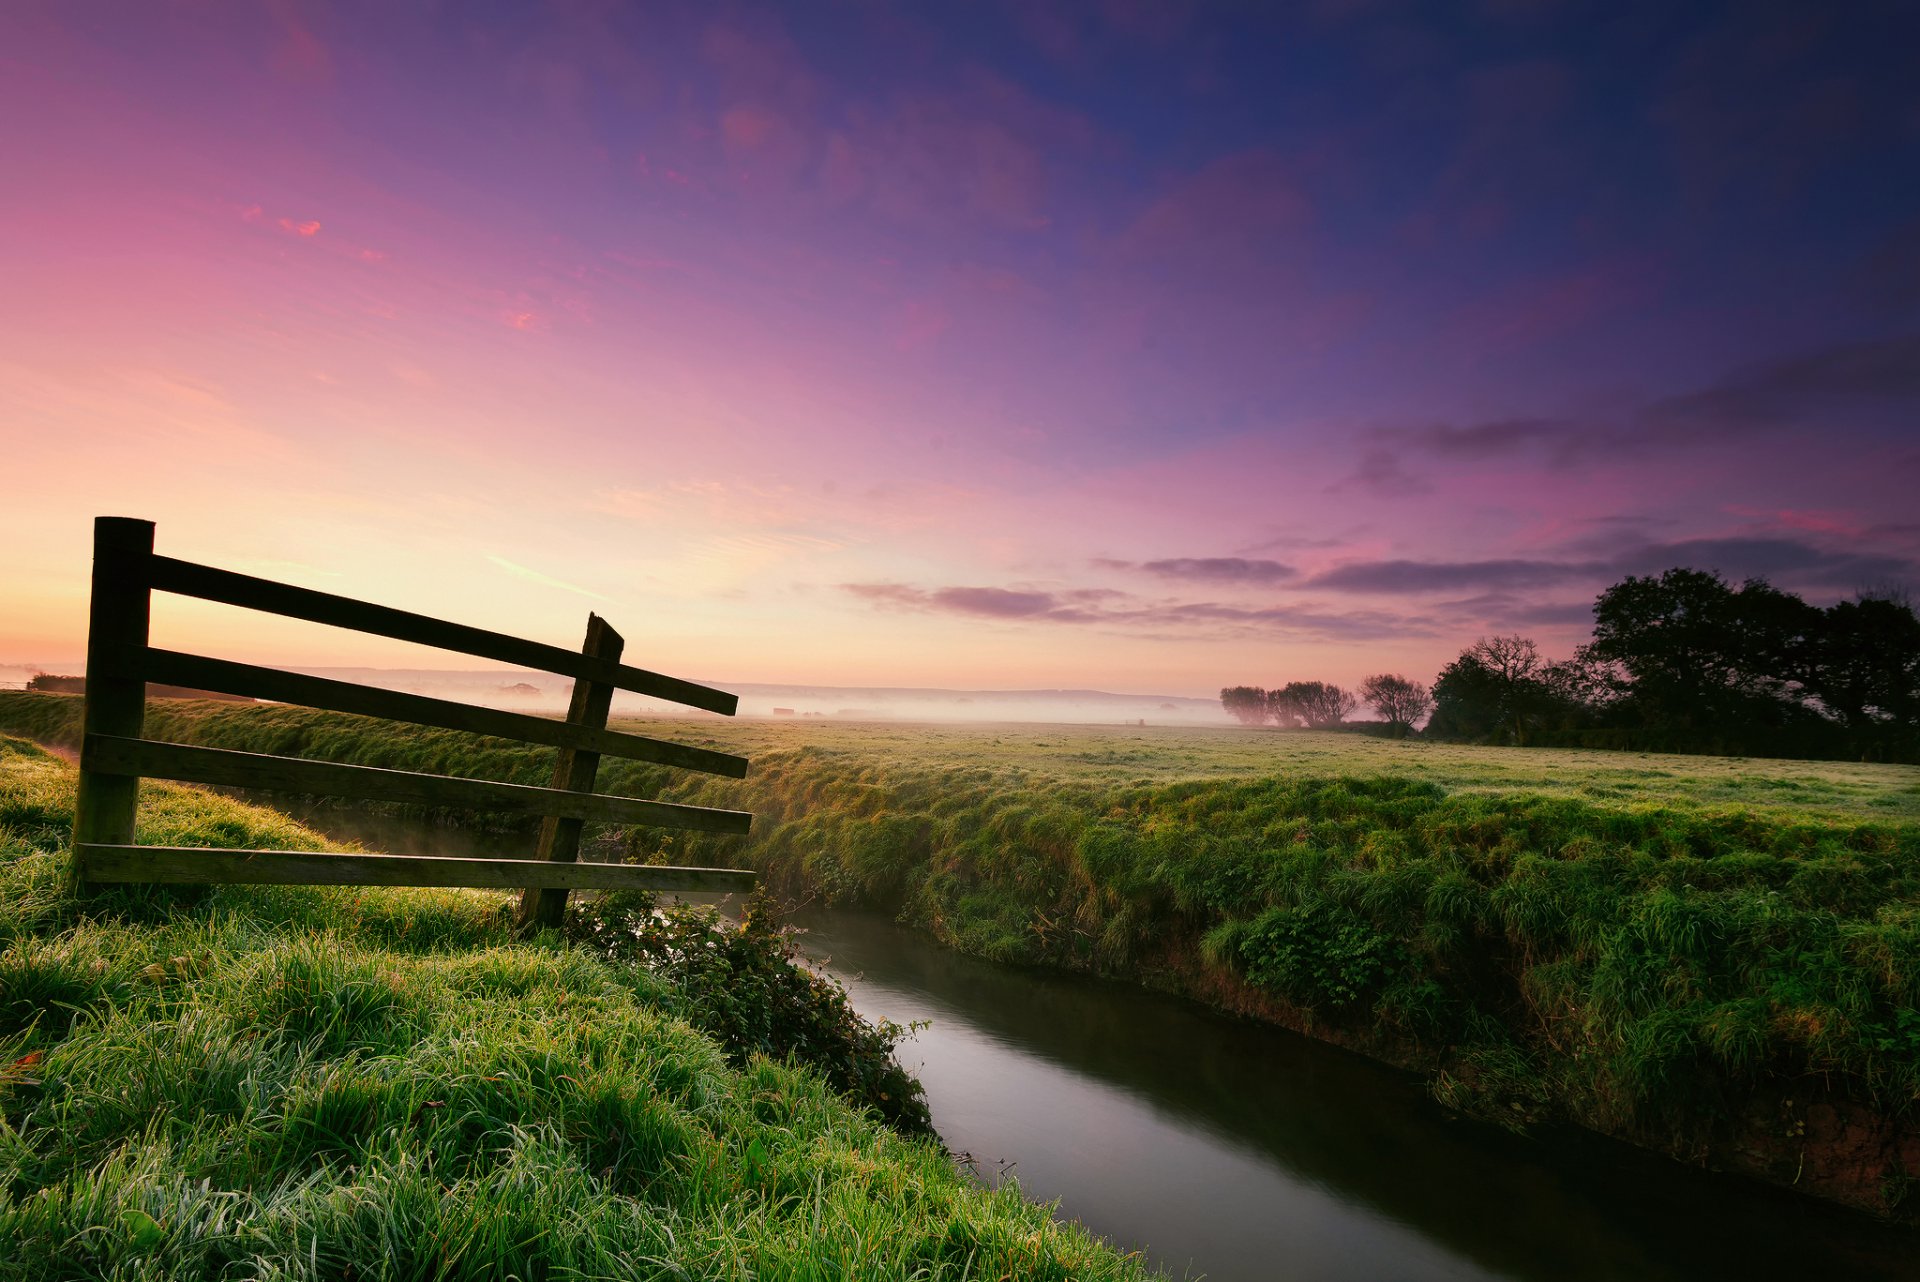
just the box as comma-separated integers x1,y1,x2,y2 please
1424,570,1918,761
1426,635,1578,744
1360,673,1431,735
1266,687,1301,727
1427,651,1506,741
1219,685,1270,726
1275,680,1357,728
1588,569,1826,746
1811,592,1920,738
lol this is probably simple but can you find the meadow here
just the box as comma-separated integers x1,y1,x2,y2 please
0,734,1155,1280
7,691,1916,820
3,690,1918,1219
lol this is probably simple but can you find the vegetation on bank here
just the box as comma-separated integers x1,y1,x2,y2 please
0,737,1155,1280
567,893,933,1137
6,694,1920,1211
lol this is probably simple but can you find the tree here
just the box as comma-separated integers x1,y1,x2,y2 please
1360,673,1431,735
1470,635,1548,744
1275,680,1357,728
1426,636,1558,744
1426,651,1506,741
1810,592,1920,739
1588,569,1825,743
1219,685,1270,726
1266,687,1301,727
1471,634,1542,687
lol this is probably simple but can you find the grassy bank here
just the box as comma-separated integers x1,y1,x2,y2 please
5,691,1919,1217
0,735,1156,1280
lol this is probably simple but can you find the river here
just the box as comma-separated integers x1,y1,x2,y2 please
286,807,1918,1282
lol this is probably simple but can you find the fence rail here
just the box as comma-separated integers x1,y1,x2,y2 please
70,516,756,928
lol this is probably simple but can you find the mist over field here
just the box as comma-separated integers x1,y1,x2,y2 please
283,668,1232,726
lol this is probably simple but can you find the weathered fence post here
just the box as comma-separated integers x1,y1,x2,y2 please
516,613,624,932
70,517,155,891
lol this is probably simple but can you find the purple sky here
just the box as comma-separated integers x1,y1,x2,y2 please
3,1,1917,693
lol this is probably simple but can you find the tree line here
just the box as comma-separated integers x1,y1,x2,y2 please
1221,567,1920,762
1220,675,1431,737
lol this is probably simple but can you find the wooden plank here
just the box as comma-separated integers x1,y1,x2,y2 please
84,735,753,835
117,646,749,778
72,518,155,890
144,554,739,716
77,844,758,892
520,613,620,932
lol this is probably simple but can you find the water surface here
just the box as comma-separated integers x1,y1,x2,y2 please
794,909,1918,1282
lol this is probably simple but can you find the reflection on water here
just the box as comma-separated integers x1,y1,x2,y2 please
288,807,1916,1282
794,910,1919,1282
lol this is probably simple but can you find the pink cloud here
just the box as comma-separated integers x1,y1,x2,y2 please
1725,505,1867,538
277,218,322,237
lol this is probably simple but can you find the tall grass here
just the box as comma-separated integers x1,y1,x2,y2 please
0,736,1157,1280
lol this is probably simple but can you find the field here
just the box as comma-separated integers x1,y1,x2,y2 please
0,734,1154,1280
7,690,1917,820
624,718,1920,821
3,691,1918,1219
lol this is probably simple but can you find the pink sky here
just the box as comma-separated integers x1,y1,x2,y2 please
4,4,1915,698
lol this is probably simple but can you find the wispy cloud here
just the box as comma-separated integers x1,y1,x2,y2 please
1354,337,1920,481
841,581,1421,640
1098,556,1298,584
1303,536,1918,596
485,554,609,601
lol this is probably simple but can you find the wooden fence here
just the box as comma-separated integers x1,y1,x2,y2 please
70,516,756,930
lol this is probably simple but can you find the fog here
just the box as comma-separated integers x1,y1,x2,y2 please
288,669,1234,727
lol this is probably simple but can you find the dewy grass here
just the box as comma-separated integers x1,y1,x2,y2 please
0,736,1158,1281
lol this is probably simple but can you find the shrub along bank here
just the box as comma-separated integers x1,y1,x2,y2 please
0,735,1154,1280
5,692,1918,1219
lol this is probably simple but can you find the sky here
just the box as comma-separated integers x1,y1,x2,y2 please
3,0,1918,699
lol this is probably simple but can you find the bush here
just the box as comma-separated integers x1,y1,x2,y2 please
568,890,933,1136
1236,900,1403,1011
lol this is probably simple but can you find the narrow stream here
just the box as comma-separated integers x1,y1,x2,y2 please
289,807,1919,1282
790,910,1916,1282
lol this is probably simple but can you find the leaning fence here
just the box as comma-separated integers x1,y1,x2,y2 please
70,515,755,930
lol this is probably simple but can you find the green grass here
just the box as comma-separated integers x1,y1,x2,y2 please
5,693,1919,1214
0,736,1157,1280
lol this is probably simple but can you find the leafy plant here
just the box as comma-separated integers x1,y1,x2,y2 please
1235,900,1402,1010
569,890,933,1136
